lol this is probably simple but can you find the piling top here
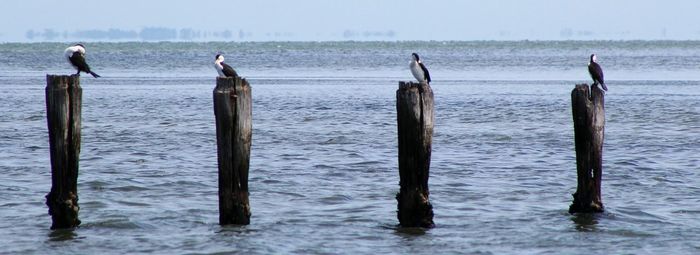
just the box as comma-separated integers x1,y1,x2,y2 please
46,74,79,80
572,83,605,103
399,81,427,90
574,83,589,90
46,74,80,90
216,76,247,83
215,77,251,95
216,76,249,90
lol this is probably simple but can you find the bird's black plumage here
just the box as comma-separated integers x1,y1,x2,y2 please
588,54,607,91
220,62,238,78
69,51,100,78
419,62,431,83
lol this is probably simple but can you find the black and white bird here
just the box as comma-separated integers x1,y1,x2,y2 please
64,44,100,78
588,54,607,91
409,52,431,84
214,54,239,78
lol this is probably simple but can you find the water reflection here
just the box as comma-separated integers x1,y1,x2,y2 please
394,226,429,237
47,229,77,242
571,213,600,232
215,224,254,235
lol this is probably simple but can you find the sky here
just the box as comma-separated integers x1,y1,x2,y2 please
2,0,700,41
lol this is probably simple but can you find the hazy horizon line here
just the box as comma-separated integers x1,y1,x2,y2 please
5,39,700,44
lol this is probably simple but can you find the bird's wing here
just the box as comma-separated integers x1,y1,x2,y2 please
69,52,92,72
588,62,604,83
420,62,431,83
221,62,238,77
595,64,604,84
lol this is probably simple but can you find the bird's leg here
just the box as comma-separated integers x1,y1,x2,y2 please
76,70,81,76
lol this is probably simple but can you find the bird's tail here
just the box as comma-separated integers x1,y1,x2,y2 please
600,82,608,91
89,71,101,78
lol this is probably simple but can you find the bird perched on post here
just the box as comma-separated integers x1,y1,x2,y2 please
588,54,607,91
64,44,100,78
409,52,431,84
214,54,239,78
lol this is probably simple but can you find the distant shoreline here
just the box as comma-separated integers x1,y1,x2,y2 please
4,39,700,44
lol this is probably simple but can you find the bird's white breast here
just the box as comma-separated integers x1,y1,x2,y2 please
65,46,84,56
64,46,82,70
409,60,424,82
214,61,224,76
64,47,76,59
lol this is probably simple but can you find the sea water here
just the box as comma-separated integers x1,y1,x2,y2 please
1,41,699,254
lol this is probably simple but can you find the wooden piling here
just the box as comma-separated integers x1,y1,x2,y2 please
214,76,252,225
569,84,605,213
395,81,435,228
44,75,82,229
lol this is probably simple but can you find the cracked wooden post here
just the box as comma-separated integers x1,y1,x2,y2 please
569,84,605,213
45,74,82,229
396,81,434,227
214,76,252,225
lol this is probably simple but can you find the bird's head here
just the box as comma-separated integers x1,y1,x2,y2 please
590,54,597,63
411,53,420,62
215,54,224,62
72,43,86,54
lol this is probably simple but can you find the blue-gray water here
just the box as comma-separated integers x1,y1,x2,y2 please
1,41,699,254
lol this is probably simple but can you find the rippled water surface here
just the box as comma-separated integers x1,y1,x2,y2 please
1,42,699,254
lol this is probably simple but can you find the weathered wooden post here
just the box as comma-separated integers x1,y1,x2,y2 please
395,81,435,228
45,75,82,229
569,84,605,213
214,76,252,225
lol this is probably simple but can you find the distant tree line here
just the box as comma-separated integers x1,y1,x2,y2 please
25,27,250,41
24,27,397,41
342,30,396,39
